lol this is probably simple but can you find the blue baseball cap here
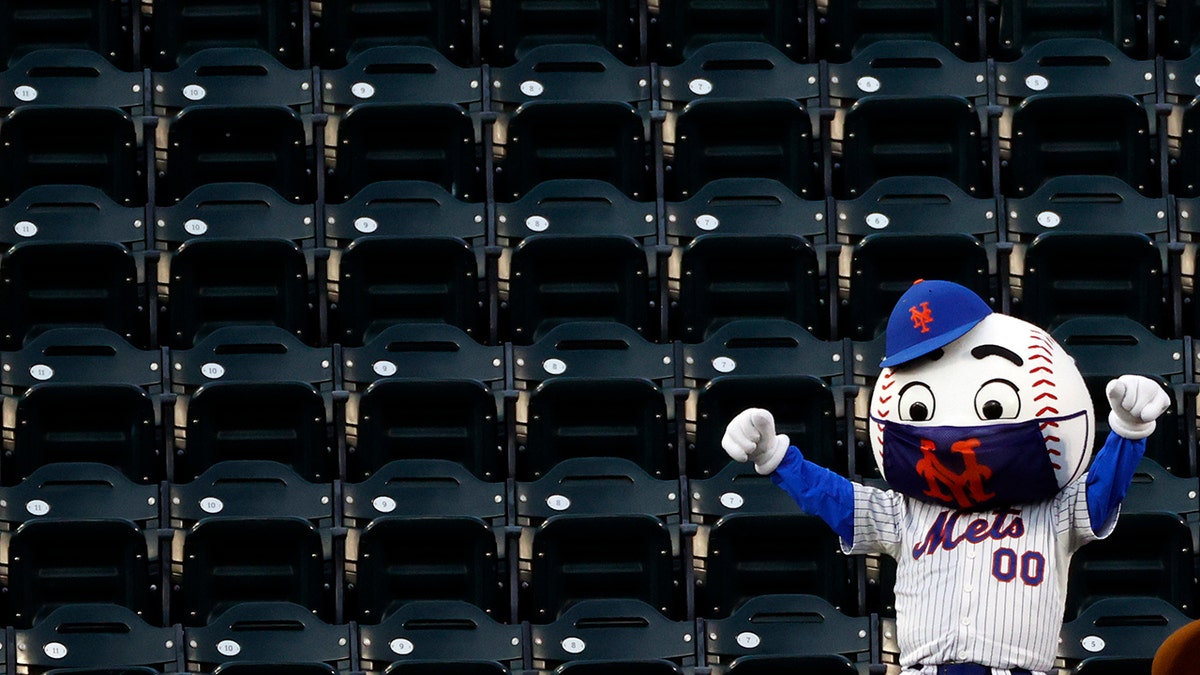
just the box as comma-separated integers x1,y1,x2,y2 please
880,280,992,368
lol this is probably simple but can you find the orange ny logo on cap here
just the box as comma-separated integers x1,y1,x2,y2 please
909,302,934,334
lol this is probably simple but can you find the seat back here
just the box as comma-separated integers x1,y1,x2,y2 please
7,518,153,627
178,517,327,625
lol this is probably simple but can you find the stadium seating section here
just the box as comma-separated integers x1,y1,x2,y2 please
0,1,1193,674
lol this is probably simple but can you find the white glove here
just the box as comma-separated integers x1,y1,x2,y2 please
721,408,790,475
1106,374,1170,440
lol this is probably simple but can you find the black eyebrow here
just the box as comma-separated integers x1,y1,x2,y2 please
971,344,1023,367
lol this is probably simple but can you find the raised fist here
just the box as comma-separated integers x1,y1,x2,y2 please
1106,375,1171,440
721,408,790,475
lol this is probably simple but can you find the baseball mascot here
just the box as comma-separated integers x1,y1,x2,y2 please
722,280,1171,675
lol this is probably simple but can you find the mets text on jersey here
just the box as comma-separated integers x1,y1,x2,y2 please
912,508,1025,560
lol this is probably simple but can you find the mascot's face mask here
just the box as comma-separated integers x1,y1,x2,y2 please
869,312,1094,510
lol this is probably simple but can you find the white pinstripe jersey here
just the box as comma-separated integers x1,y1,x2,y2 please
845,478,1118,673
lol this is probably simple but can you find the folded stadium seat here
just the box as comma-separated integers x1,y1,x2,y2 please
0,241,149,349
1051,318,1188,473
158,105,313,205
143,0,306,70
835,175,998,339
344,459,507,621
152,47,316,205
324,46,483,204
330,102,477,201
1159,0,1200,59
1005,177,1168,334
523,512,681,622
1064,512,1196,621
510,322,674,480
820,0,981,62
704,595,873,671
174,377,330,478
314,0,474,67
359,600,522,673
4,518,156,628
1,328,163,485
341,324,506,482
490,44,652,198
14,604,177,675
167,326,336,482
174,516,328,625
682,320,845,516
483,0,641,66
160,237,314,348
0,0,134,70
667,97,817,201
827,40,988,200
350,513,506,623
990,0,1148,61
652,0,808,65
837,95,986,199
334,235,484,344
995,39,1158,197
1057,597,1195,672
697,513,857,618
341,433,507,622
183,601,351,673
496,101,650,202
674,232,824,342
0,105,143,207
529,599,694,669
503,234,655,343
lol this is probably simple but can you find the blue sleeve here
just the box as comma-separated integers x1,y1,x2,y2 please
1085,430,1147,530
770,446,856,543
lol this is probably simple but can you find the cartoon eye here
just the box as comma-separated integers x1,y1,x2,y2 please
898,382,935,422
975,379,1020,420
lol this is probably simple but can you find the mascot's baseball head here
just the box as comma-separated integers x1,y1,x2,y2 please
869,280,1093,510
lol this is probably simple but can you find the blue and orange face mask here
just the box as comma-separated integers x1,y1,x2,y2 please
869,411,1088,510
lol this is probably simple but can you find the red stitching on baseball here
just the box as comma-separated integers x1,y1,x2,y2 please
1051,462,1062,470
1029,366,1054,374
1034,392,1058,401
1036,406,1059,416
1031,379,1055,387
1039,421,1060,430
881,380,896,390
1029,354,1052,363
877,410,890,418
879,395,893,404
1044,435,1061,443
1047,449,1062,456
1027,343,1053,356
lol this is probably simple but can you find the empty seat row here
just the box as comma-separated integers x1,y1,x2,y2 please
4,595,1194,674
0,319,1196,488
0,459,1193,627
11,0,1200,70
